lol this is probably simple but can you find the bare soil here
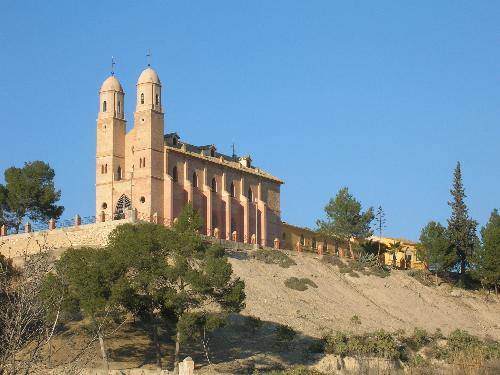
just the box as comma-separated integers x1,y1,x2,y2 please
45,248,500,373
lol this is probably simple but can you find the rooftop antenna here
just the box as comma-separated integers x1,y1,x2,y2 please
111,56,116,76
232,143,236,159
146,49,152,67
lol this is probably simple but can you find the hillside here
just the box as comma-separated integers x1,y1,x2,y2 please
233,249,500,340
24,247,500,374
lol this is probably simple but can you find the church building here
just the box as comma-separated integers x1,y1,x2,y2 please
96,65,283,247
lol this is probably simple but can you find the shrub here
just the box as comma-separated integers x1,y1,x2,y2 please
244,315,263,334
284,277,318,291
275,324,296,348
324,330,401,359
350,315,361,326
268,367,324,375
321,255,344,268
254,249,296,268
407,327,431,350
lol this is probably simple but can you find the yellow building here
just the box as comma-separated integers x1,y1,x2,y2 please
371,236,425,270
281,222,347,255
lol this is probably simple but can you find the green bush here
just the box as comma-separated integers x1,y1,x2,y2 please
324,330,401,359
284,277,318,291
254,249,296,268
406,327,431,350
267,367,323,375
350,315,361,326
275,324,296,347
244,315,263,334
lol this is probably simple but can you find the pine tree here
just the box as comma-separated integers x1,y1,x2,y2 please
317,187,374,258
417,221,456,284
474,209,500,295
447,162,478,279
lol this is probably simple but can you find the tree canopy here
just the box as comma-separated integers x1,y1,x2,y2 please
417,221,456,283
0,161,64,232
317,187,374,258
473,209,500,294
447,162,478,277
47,204,245,370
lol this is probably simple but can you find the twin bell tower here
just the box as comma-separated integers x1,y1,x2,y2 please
95,65,165,221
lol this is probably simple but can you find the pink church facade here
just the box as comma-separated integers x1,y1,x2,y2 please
96,66,283,247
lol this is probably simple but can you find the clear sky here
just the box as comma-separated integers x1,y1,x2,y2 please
0,1,498,240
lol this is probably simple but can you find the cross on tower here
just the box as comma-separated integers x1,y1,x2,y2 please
146,49,152,67
111,56,116,76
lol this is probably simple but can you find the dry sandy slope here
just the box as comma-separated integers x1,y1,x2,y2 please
230,249,500,340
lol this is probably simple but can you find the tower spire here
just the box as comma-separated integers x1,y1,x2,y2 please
146,49,152,67
111,56,116,76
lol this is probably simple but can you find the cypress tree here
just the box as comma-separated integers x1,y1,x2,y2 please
447,162,478,278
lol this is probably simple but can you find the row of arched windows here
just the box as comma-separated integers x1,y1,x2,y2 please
102,100,122,113
139,93,161,106
171,166,254,199
139,157,146,168
100,164,108,174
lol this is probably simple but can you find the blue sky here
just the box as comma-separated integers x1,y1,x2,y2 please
0,1,498,240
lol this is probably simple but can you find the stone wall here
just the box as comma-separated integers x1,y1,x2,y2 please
0,218,133,264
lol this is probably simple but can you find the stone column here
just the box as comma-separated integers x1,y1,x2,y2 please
240,176,249,243
242,198,249,243
183,160,193,203
317,244,324,256
99,211,106,223
179,357,194,375
166,176,174,226
222,171,232,240
203,167,212,236
0,225,6,236
274,238,280,249
24,222,32,233
48,219,56,230
74,214,81,226
259,202,267,247
257,182,267,247
224,197,232,240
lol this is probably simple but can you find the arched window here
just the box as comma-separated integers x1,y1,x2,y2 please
140,93,144,104
192,172,198,188
300,234,305,246
115,194,131,219
102,100,107,112
105,164,108,173
142,157,146,167
155,94,159,105
248,188,253,202
230,182,235,198
101,165,104,174
172,137,178,146
116,166,122,181
172,166,178,182
117,101,121,113
312,238,317,249
210,149,215,157
211,178,217,193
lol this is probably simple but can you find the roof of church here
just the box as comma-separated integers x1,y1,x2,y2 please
137,67,161,85
100,75,123,92
164,133,283,184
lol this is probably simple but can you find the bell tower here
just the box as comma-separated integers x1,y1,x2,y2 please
132,66,165,219
96,74,126,218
